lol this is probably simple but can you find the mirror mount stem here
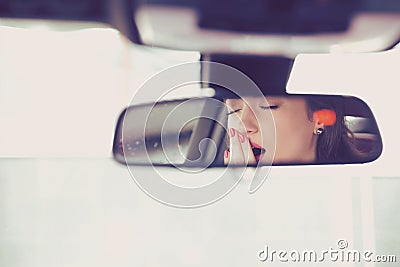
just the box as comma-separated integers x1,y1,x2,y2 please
107,0,142,44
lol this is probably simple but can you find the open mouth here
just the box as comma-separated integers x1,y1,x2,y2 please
250,141,266,162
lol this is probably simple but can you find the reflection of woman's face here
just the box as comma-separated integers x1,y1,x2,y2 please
226,96,318,164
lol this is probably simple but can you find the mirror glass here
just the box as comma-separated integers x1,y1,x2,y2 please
113,94,382,167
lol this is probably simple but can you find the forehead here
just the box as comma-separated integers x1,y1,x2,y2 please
225,96,300,105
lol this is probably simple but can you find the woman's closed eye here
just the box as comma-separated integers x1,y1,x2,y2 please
226,108,242,115
259,105,279,110
227,105,279,115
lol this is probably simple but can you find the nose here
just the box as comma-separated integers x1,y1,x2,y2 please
240,105,259,135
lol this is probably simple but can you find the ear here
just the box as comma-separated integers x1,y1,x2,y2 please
312,109,336,135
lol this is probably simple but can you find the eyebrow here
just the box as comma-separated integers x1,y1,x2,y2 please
265,96,284,102
225,99,244,106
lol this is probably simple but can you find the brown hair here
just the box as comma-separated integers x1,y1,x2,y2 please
305,96,363,163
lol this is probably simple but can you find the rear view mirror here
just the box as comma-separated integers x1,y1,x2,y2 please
113,94,382,167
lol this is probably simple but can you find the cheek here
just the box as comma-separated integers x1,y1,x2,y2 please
227,115,242,129
272,114,315,158
258,119,276,149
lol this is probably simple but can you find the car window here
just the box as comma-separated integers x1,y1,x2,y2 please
0,24,198,157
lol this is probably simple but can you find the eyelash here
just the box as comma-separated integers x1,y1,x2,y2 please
226,105,279,115
226,109,241,115
260,105,279,110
